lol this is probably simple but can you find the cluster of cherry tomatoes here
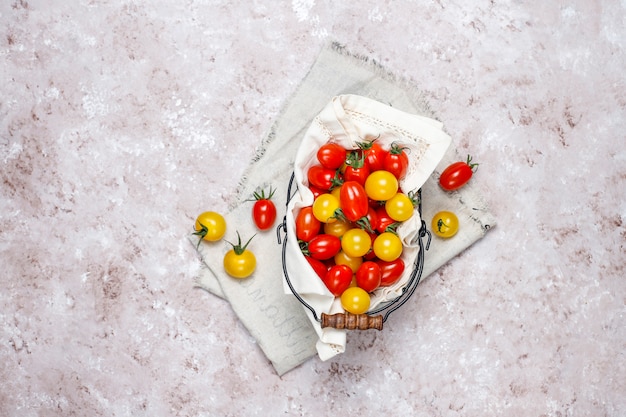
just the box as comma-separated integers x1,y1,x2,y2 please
296,140,418,315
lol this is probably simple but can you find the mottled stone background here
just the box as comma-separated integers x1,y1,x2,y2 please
1,1,624,416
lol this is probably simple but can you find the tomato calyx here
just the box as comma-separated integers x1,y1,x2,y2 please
225,231,255,255
388,141,410,155
252,186,276,201
192,224,210,248
344,149,367,169
466,154,479,172
355,135,381,151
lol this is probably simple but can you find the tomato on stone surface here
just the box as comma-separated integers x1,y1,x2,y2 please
373,231,403,262
439,155,479,191
307,165,340,191
334,250,363,273
252,187,277,230
339,181,369,222
193,211,226,247
385,192,414,222
356,261,382,292
343,151,370,186
223,232,256,279
360,140,388,172
341,228,372,258
323,264,353,296
312,193,339,223
317,143,347,170
364,170,398,201
384,142,410,180
305,255,328,279
377,258,405,286
295,206,321,242
431,210,459,238
340,287,371,314
306,234,341,260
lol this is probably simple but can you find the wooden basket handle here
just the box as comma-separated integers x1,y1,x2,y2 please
321,312,383,331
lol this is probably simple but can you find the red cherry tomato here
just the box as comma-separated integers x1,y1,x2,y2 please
356,261,382,292
439,155,479,191
323,264,353,296
308,185,326,200
377,258,405,286
305,256,328,279
383,143,409,179
307,165,340,191
295,206,321,242
361,140,388,172
344,150,370,186
306,234,341,260
358,206,379,233
317,143,347,170
375,206,399,234
339,181,369,222
252,187,277,230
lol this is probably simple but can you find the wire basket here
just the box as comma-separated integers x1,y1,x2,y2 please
277,173,431,331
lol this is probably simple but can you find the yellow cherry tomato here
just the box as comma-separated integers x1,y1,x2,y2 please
324,219,352,237
373,231,403,262
334,250,363,273
385,193,414,222
431,211,459,238
364,170,398,201
194,211,226,243
341,287,370,314
312,193,339,223
223,232,256,278
331,185,342,201
341,228,372,258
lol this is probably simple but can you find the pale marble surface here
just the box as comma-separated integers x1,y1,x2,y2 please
1,1,624,416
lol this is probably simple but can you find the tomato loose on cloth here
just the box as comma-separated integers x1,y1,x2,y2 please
252,187,277,230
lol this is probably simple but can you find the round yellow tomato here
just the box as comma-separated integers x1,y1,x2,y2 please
324,219,352,237
334,250,363,273
194,211,226,242
385,193,414,222
312,193,339,223
431,210,459,238
364,170,398,201
341,287,370,314
341,228,372,258
223,232,256,278
373,231,403,262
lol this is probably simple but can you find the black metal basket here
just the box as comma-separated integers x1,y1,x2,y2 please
276,173,431,331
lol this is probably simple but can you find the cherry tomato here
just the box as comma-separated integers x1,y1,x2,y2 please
317,143,347,170
375,206,399,233
344,151,370,185
309,185,326,200
323,219,352,238
377,258,405,286
312,193,339,223
357,206,379,233
295,206,321,242
223,232,256,279
307,165,340,191
307,234,341,260
385,192,414,222
356,261,382,292
252,187,277,230
334,250,363,273
373,232,403,262
439,155,479,191
323,264,353,296
359,140,388,172
384,143,409,179
305,256,328,279
340,287,370,314
341,228,372,258
339,181,369,222
193,211,226,245
364,170,398,201
432,210,459,238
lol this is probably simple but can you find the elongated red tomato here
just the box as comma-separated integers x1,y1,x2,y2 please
307,165,339,191
356,261,382,292
377,258,405,286
295,206,321,242
323,264,353,296
317,143,347,170
362,141,388,172
252,188,276,230
339,181,369,222
384,143,409,179
439,155,479,191
307,234,341,260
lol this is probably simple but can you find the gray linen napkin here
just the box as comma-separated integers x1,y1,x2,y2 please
190,42,496,375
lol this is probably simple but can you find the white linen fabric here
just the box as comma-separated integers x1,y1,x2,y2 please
190,42,496,375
